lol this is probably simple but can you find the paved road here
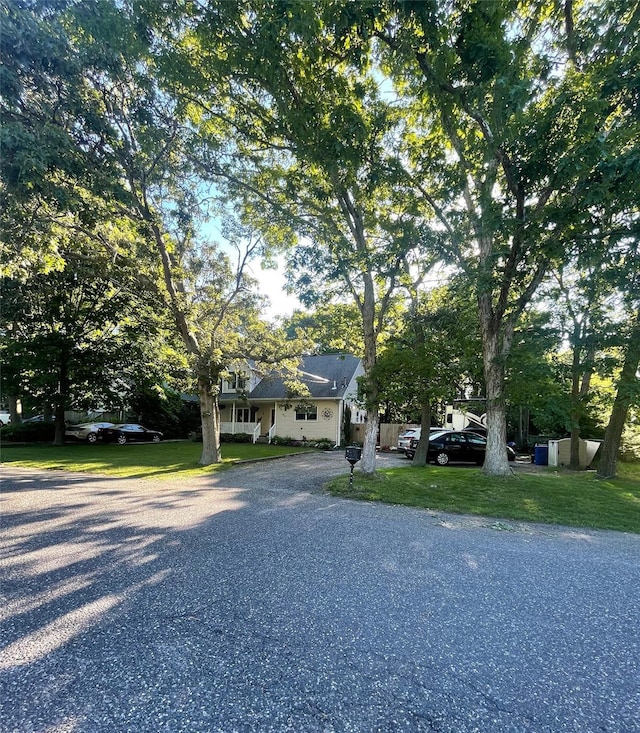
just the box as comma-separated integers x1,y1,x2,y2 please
1,453,639,733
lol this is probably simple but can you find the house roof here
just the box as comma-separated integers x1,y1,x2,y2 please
248,353,362,401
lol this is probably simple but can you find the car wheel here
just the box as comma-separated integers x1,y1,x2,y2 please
435,451,450,466
86,432,97,444
152,434,161,443
117,434,127,445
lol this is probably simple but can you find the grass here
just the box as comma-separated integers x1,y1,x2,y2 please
327,462,640,534
0,440,314,481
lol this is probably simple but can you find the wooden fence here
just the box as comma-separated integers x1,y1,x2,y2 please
379,423,420,449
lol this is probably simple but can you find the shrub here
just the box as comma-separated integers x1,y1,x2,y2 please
271,435,295,446
0,421,56,442
233,432,253,443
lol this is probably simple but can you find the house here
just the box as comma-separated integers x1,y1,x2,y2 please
218,354,365,445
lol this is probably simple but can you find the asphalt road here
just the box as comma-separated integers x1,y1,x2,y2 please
1,453,639,733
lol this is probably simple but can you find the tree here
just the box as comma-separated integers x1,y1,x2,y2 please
160,1,429,475
0,239,154,444
2,0,299,463
283,303,365,357
0,0,127,278
336,0,640,474
597,307,640,477
373,283,481,465
503,310,564,446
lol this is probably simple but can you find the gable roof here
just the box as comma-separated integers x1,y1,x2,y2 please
249,353,362,400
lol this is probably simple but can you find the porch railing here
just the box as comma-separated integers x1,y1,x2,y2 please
220,422,258,440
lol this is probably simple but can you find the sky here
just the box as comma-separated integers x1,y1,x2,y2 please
248,256,302,320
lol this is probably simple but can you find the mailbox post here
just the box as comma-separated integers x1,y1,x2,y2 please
345,445,362,488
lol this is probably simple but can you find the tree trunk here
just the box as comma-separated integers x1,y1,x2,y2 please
569,343,583,469
479,304,511,476
198,374,221,465
8,396,22,425
53,357,69,446
596,311,640,479
412,402,431,467
359,273,380,477
360,410,379,475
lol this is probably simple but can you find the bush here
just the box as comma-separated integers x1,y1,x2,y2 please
621,423,640,461
190,431,254,443
271,435,296,446
0,421,56,442
221,432,252,443
129,386,198,439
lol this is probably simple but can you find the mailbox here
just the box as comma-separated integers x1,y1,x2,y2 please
345,445,362,464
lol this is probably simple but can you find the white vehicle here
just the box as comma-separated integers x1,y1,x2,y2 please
397,428,421,453
65,422,115,443
0,411,11,427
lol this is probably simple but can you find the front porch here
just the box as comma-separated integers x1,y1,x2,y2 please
220,421,275,444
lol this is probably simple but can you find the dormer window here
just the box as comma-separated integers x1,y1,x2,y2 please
229,372,248,390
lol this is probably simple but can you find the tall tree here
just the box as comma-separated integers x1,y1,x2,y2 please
338,0,640,474
283,303,365,356
0,239,154,444
597,307,640,478
2,0,298,463
161,1,428,474
0,0,126,277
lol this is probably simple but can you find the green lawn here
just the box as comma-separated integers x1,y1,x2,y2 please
0,440,314,481
327,462,640,534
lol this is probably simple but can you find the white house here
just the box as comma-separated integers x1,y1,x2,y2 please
218,353,365,445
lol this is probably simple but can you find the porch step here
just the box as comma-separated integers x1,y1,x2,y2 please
256,435,270,444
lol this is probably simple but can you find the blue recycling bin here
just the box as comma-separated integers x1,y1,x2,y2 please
534,445,548,466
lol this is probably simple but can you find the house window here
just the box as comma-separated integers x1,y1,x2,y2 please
228,372,248,390
236,407,251,423
295,405,317,421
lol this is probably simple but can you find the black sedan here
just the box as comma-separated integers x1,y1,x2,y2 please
405,430,516,465
99,423,163,445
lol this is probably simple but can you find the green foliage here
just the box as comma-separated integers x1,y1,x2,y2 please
283,303,365,356
270,435,297,446
220,432,253,443
0,421,55,443
128,386,185,439
373,284,481,420
622,419,640,461
271,435,334,448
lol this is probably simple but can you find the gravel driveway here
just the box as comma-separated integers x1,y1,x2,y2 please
1,453,639,733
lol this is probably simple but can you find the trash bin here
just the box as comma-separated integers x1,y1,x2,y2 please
534,444,548,466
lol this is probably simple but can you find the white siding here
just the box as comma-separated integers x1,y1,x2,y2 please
272,401,340,443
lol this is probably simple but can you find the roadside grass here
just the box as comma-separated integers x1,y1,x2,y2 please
0,441,314,480
327,462,640,534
